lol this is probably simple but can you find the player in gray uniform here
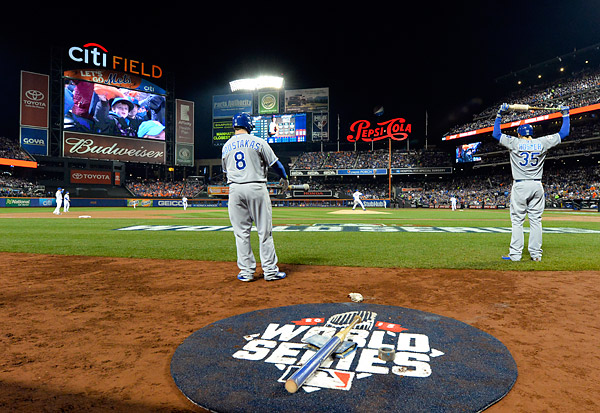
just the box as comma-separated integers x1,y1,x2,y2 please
222,112,288,282
492,103,570,261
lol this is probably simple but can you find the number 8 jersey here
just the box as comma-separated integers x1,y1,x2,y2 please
222,132,279,184
498,133,561,180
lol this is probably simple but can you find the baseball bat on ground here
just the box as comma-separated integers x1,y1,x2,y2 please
508,104,562,112
285,315,361,393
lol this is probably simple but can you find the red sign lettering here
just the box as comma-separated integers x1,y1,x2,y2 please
347,118,411,142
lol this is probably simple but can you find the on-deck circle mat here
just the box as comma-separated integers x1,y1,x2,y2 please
171,303,517,412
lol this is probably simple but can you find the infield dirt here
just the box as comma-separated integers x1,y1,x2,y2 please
1,251,599,412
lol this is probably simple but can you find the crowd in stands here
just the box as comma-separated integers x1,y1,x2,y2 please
289,164,599,208
462,121,600,165
125,178,205,198
291,149,452,170
1,164,597,208
0,137,36,161
444,66,600,136
0,174,39,197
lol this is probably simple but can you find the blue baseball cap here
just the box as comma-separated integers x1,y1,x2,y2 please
138,120,165,137
111,97,134,111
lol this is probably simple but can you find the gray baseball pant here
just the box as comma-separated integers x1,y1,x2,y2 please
509,180,545,261
228,183,280,277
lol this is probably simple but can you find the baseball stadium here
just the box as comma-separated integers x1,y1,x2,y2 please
2,6,600,413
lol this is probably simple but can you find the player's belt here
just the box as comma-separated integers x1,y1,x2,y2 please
230,181,266,184
514,179,541,182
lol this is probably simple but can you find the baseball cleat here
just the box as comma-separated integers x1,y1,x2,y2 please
237,273,255,282
501,256,520,261
264,271,286,281
531,257,542,262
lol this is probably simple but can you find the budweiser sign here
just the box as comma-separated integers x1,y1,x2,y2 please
63,132,165,164
347,117,411,142
70,169,112,184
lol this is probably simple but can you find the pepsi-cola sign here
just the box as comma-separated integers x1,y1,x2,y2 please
347,118,411,142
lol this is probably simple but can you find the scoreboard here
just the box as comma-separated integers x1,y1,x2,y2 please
251,113,307,144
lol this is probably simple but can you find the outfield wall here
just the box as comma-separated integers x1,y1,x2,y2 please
1,197,597,210
0,197,391,208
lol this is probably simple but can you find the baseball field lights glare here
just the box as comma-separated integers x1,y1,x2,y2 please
229,76,284,92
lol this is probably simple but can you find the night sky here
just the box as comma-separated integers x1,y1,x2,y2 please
2,1,600,158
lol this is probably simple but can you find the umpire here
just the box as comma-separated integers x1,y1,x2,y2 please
492,103,570,262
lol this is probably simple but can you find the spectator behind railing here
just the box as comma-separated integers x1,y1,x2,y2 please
289,165,599,207
126,178,205,198
0,174,38,196
444,65,600,137
291,149,452,170
0,137,36,161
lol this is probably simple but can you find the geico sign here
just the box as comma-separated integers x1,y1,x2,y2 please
68,42,163,79
157,200,183,207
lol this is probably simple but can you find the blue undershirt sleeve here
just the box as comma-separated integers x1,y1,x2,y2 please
558,115,570,140
271,160,288,179
492,115,502,141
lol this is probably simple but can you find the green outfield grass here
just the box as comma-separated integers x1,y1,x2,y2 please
1,207,598,271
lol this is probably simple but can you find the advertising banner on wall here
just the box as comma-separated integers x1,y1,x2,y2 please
212,119,234,146
175,143,194,166
70,169,113,184
212,93,253,118
63,69,167,95
63,132,166,164
285,88,329,113
258,91,279,114
312,113,329,141
20,71,49,128
176,99,194,166
176,99,194,144
20,127,48,156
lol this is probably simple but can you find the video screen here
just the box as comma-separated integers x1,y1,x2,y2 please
63,80,166,140
251,113,307,143
456,142,482,163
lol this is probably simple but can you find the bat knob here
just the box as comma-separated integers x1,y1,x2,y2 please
285,379,299,393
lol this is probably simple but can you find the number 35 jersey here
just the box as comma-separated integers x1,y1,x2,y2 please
499,133,561,180
222,133,279,184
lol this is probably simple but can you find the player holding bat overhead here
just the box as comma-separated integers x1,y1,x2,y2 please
222,112,288,282
492,103,570,262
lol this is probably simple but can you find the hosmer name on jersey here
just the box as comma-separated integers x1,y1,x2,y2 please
517,141,543,151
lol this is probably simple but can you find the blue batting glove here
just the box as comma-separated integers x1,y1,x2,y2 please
559,105,570,115
497,103,509,116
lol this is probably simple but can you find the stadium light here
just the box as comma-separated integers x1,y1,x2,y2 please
229,76,284,92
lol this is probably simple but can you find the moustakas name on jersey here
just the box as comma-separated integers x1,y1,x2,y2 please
222,133,278,184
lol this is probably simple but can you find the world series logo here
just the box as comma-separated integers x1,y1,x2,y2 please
232,310,445,392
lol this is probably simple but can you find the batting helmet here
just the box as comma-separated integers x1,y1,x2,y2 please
517,124,533,137
232,112,254,132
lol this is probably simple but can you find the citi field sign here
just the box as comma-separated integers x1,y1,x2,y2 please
67,43,163,79
347,118,411,142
